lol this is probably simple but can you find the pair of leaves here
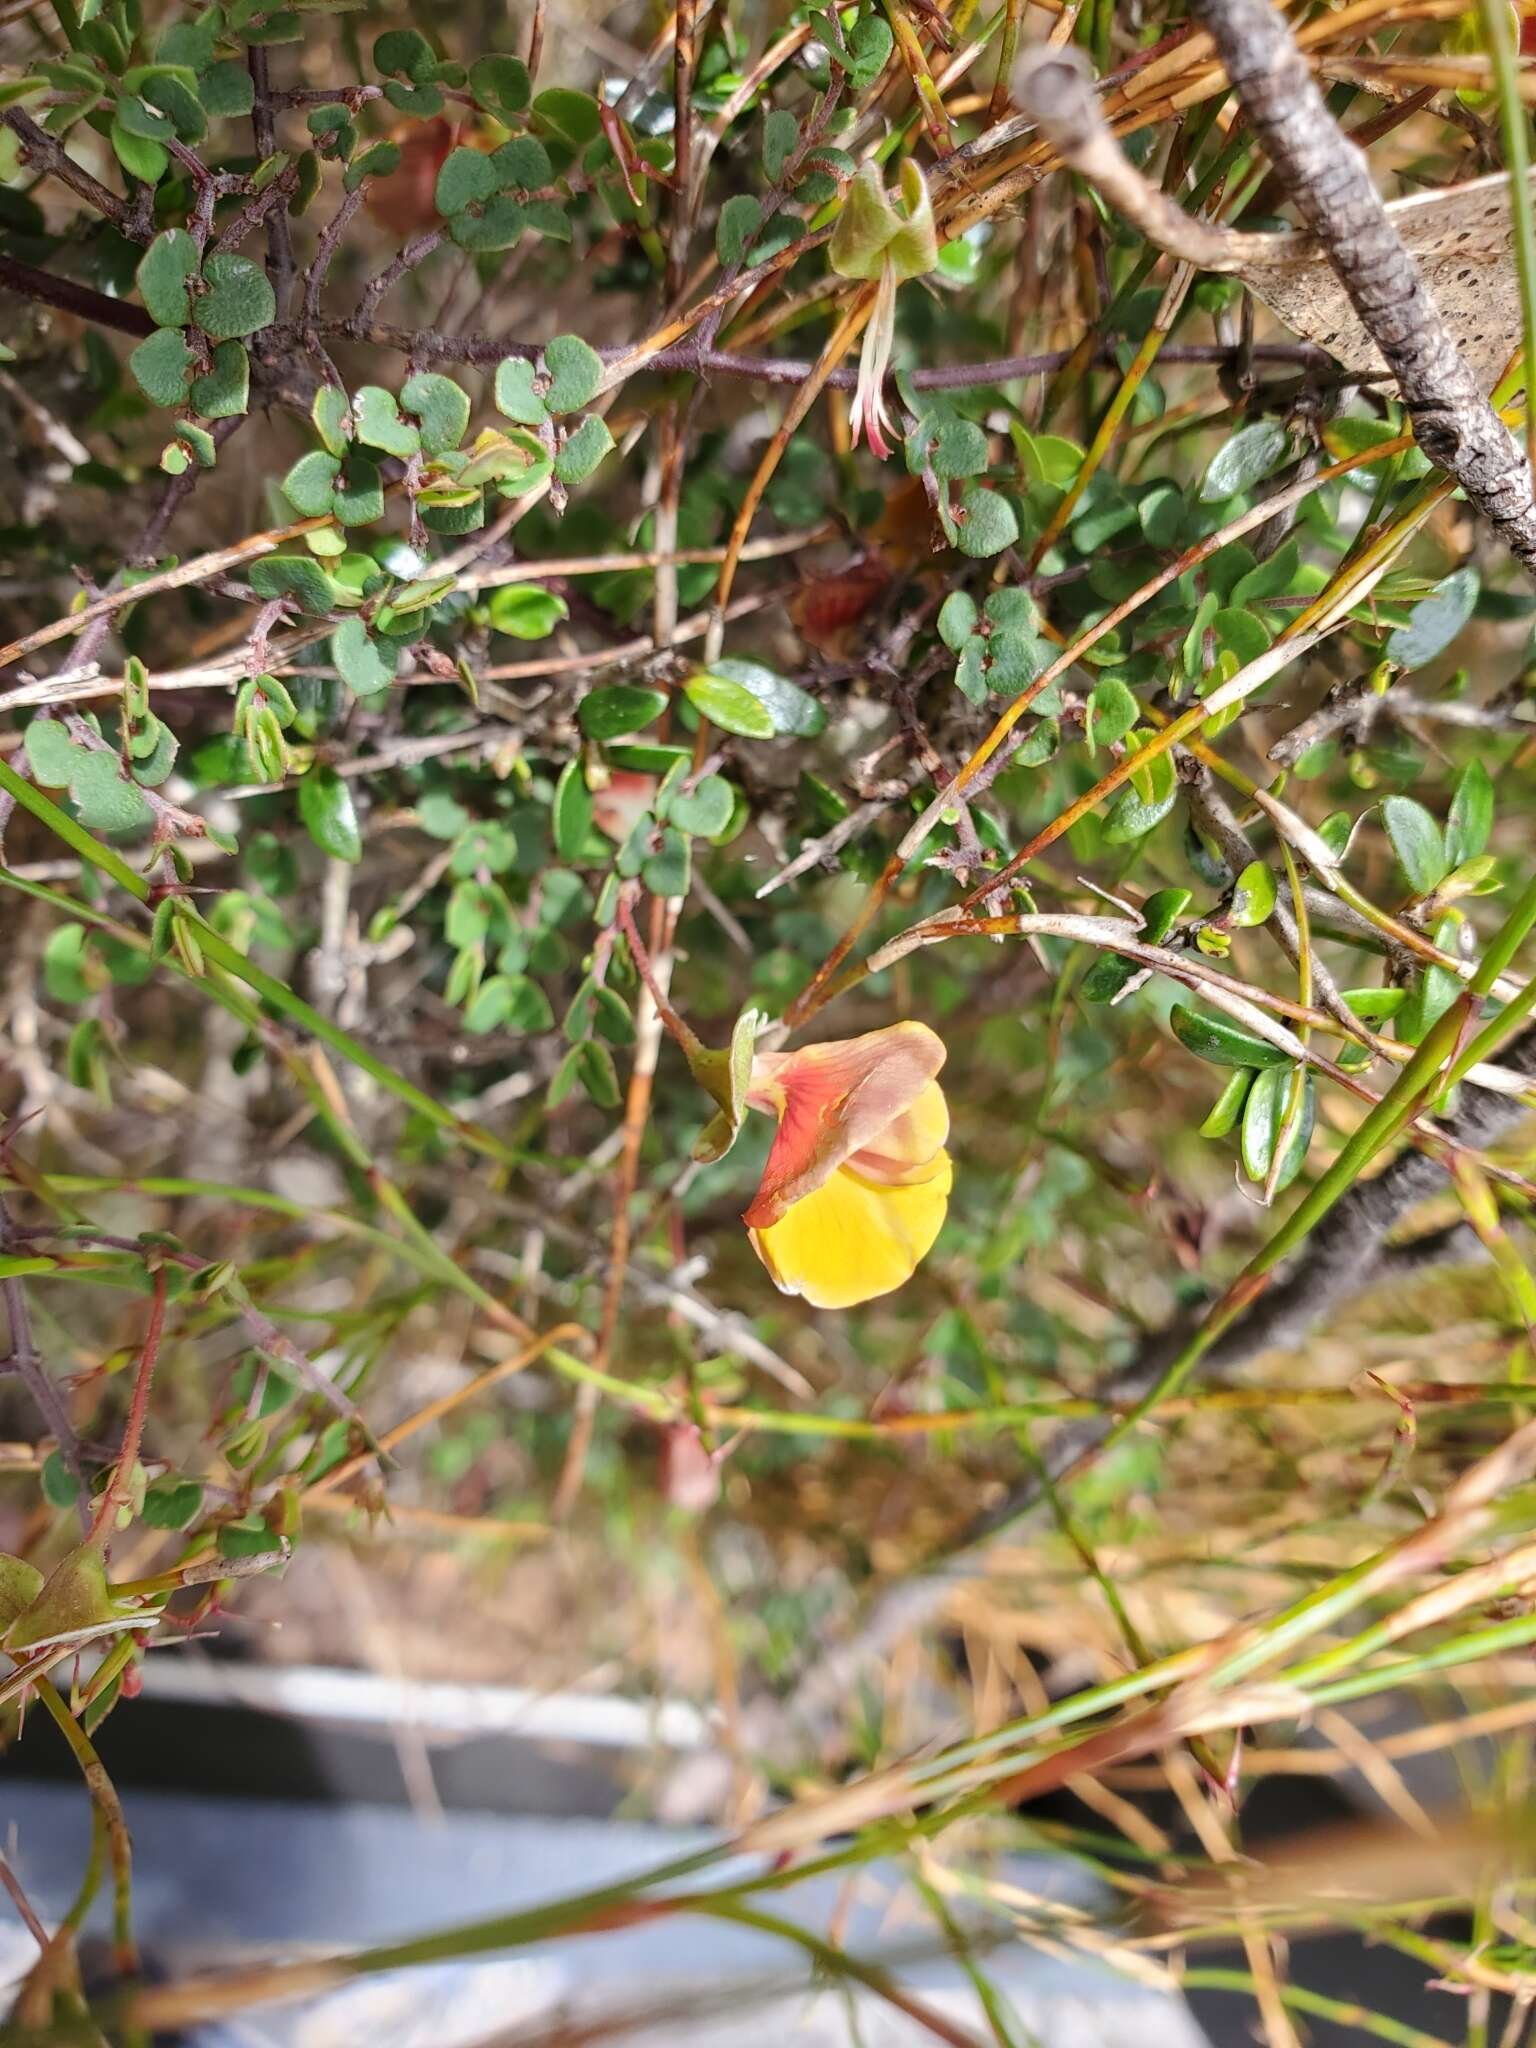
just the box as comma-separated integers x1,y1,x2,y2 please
312,373,471,462
1201,1065,1316,1193
136,235,275,339
684,658,826,740
1383,758,1494,897
129,331,249,415
281,450,385,526
24,719,165,837
494,334,603,425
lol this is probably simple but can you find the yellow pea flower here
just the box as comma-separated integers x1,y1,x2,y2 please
743,1021,951,1310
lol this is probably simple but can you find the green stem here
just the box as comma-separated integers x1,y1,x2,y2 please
1479,0,1536,472
37,1677,137,1976
1180,1969,1452,2048
1072,874,1536,1494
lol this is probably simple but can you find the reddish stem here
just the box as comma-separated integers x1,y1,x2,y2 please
88,1265,168,1547
617,891,702,1058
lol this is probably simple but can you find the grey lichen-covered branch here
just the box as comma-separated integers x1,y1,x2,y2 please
1191,0,1536,566
1014,4,1536,570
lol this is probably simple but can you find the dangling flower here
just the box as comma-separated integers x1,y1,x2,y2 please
829,161,938,461
852,262,901,459
743,1022,951,1310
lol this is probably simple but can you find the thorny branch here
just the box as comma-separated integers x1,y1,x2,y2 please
247,44,296,314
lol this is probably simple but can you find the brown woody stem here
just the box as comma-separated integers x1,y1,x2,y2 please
616,889,702,1058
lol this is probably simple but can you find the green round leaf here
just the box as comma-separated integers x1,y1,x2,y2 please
136,227,199,328
298,763,362,862
691,657,825,738
1085,676,1138,752
490,136,552,192
196,252,276,340
553,414,614,487
373,28,437,79
249,554,338,613
667,774,734,838
684,671,776,740
352,385,420,457
330,617,396,698
1170,1004,1290,1070
1230,859,1277,928
200,59,255,117
281,449,342,518
69,752,155,836
577,684,669,739
1385,567,1480,671
469,53,530,115
716,194,761,266
331,454,384,527
552,760,595,859
1446,757,1494,869
465,973,555,1034
937,592,978,652
435,144,496,216
486,584,568,638
1381,794,1449,896
954,485,1019,559
110,114,168,186
311,383,352,455
24,719,83,788
495,356,548,426
142,1476,205,1530
543,333,602,414
128,325,194,406
449,194,525,251
400,370,470,455
1200,418,1290,503
189,340,249,419
532,86,602,149
642,824,691,897
763,106,798,180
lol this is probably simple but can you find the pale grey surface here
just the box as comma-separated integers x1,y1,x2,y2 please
2,1781,1210,2047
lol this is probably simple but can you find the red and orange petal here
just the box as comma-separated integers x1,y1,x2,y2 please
743,1020,947,1231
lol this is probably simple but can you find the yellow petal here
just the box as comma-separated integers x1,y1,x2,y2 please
749,1153,951,1311
848,1078,949,1186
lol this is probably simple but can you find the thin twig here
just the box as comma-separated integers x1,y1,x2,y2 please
0,255,153,339
247,46,296,314
88,1263,168,1545
0,110,132,231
